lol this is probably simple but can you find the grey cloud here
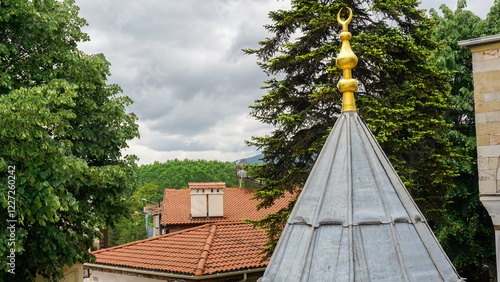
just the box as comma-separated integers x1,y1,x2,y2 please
142,135,212,152
75,0,495,164
76,0,288,163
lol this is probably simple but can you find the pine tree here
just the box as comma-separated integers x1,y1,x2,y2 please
245,0,458,258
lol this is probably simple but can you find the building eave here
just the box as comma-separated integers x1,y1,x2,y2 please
84,263,266,280
458,34,500,48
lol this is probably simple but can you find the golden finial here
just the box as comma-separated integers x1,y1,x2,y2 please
336,7,358,112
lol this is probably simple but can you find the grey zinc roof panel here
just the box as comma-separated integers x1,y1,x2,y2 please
288,112,420,227
260,111,463,282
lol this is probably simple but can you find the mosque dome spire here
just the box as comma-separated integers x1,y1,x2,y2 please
336,7,358,112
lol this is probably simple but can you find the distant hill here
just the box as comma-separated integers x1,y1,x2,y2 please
136,159,238,188
234,154,264,165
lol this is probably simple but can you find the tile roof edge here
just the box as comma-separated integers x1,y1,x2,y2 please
91,224,211,255
164,221,249,227
164,187,262,191
188,182,226,184
194,224,217,276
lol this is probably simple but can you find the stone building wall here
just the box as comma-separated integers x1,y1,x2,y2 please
460,35,500,280
470,42,500,195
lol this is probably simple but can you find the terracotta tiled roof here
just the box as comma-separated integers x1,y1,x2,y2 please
161,185,293,225
143,204,161,214
91,222,268,276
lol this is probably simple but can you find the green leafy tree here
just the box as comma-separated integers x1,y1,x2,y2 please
115,214,149,245
0,0,139,280
133,182,163,204
430,1,499,280
245,0,458,258
107,183,160,247
483,0,500,35
108,209,149,248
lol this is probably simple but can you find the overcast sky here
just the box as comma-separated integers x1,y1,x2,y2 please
76,0,495,165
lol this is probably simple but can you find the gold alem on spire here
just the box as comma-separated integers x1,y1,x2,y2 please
336,7,358,112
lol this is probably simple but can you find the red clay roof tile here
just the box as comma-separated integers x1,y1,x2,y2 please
161,185,293,225
143,204,161,214
92,222,269,276
188,182,226,189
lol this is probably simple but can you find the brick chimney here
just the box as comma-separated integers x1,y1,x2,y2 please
190,182,225,218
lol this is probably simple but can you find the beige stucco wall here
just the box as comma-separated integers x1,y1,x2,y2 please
88,269,164,282
35,264,83,282
472,43,500,194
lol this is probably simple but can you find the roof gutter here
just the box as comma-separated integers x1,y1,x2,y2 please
458,34,500,47
84,263,266,280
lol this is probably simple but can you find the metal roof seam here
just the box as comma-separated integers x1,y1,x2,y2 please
312,114,345,227
346,114,355,282
389,221,410,281
355,113,394,225
358,113,424,224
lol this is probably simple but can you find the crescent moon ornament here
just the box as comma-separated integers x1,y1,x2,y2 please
336,7,358,112
337,7,353,32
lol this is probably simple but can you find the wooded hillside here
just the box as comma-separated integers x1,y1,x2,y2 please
137,159,238,189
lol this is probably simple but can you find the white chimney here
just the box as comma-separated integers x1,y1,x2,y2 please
190,183,225,218
207,188,224,217
190,189,208,217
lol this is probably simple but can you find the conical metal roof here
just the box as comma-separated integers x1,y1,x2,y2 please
259,111,464,281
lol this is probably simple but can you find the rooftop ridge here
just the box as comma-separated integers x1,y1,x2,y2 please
188,182,226,187
164,187,256,191
195,224,217,276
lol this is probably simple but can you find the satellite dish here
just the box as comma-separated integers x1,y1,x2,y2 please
235,158,263,188
236,159,248,189
236,159,247,170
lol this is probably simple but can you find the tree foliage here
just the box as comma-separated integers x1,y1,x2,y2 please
245,0,458,259
137,159,238,189
108,183,160,247
483,0,500,35
0,0,139,280
430,1,499,280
